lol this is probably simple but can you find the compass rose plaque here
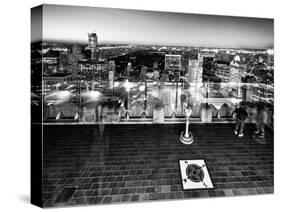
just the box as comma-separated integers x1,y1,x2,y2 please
179,160,214,190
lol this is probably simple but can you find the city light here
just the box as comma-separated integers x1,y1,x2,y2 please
81,91,103,101
139,85,146,92
124,80,133,92
267,48,274,55
114,81,120,88
45,90,73,105
55,82,62,90
230,97,242,105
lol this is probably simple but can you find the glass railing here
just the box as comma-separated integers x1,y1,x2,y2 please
39,80,273,124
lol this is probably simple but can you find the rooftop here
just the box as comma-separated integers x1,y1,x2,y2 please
42,123,273,207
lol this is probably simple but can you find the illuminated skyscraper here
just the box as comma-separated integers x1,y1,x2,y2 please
88,32,98,48
88,32,98,59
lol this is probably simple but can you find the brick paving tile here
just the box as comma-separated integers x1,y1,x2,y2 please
42,124,273,207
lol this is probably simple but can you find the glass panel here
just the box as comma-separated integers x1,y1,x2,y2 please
44,81,79,121
42,81,274,123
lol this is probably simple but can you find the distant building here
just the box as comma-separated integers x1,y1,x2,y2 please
72,44,82,55
78,59,108,81
88,32,98,48
216,53,231,62
108,61,115,89
58,50,82,74
202,58,217,82
43,73,78,85
198,52,215,66
188,59,202,83
87,32,98,59
43,57,58,65
108,60,116,72
164,54,182,72
229,60,241,84
215,60,230,83
198,52,217,82
139,66,147,81
43,57,58,74
234,55,241,63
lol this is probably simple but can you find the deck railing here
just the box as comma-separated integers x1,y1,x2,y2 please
33,81,273,125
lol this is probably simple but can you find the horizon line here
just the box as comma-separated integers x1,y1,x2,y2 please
34,39,273,50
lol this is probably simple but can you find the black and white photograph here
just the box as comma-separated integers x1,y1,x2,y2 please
30,4,275,208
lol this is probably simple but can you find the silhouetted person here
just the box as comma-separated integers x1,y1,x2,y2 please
255,104,267,139
233,105,248,137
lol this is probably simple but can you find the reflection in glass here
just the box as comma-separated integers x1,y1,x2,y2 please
42,80,273,124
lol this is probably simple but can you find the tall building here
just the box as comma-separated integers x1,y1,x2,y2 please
229,56,242,99
188,59,202,83
202,57,217,82
88,32,98,59
198,52,215,66
215,60,230,83
198,52,217,82
229,60,240,84
88,32,98,48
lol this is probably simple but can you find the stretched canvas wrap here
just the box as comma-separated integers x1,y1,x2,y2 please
31,4,274,208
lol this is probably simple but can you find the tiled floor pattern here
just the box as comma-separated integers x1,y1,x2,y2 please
179,160,214,190
42,123,273,207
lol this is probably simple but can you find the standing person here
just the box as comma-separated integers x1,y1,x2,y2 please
153,97,164,123
233,104,248,137
255,104,267,139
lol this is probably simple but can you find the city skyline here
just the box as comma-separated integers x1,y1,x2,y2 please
37,4,274,49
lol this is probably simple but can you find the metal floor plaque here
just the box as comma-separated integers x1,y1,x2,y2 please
179,160,214,190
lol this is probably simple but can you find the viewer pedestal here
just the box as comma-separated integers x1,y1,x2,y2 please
180,103,194,145
180,121,194,145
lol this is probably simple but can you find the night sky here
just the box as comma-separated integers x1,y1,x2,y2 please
37,4,273,49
